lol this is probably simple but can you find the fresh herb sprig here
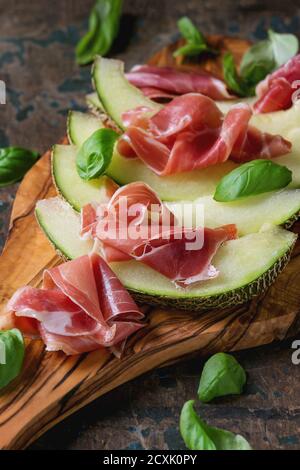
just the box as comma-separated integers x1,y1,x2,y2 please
214,159,292,202
179,353,251,450
76,0,123,65
76,128,119,180
180,400,251,450
223,52,255,97
0,147,39,187
223,29,299,96
198,352,246,403
0,329,25,389
174,17,216,58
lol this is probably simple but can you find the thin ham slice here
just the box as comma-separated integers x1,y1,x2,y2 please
131,225,237,286
126,65,233,101
230,124,291,162
118,94,291,176
96,182,177,258
80,177,119,240
81,182,238,287
139,86,177,101
256,54,300,97
80,202,98,240
253,78,294,114
8,286,99,337
254,54,300,113
39,326,107,355
7,253,144,355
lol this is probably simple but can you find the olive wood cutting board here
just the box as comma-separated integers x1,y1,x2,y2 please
1,35,300,450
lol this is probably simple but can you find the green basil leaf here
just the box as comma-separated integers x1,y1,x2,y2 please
268,29,299,67
222,53,254,97
180,400,252,450
214,159,292,202
239,30,298,87
173,43,208,58
240,40,275,85
0,329,25,389
0,147,40,187
76,0,123,65
76,128,119,180
198,353,246,403
177,16,205,46
174,16,216,58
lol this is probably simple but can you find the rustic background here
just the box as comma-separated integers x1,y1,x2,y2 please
0,0,300,450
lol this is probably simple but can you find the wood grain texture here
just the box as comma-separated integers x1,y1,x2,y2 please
0,37,300,450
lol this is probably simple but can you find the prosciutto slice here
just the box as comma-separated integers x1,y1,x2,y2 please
80,177,119,240
139,87,177,101
254,54,300,113
118,94,291,176
7,253,144,355
81,182,238,286
126,65,233,101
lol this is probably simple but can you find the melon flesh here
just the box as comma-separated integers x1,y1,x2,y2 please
67,103,300,201
36,197,296,309
52,143,300,236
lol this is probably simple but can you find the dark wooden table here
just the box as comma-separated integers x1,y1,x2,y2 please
0,0,300,450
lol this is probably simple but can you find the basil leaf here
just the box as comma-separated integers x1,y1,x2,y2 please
198,353,246,403
268,29,299,67
76,0,123,65
240,40,275,85
0,329,25,389
177,16,206,46
76,128,119,180
222,53,254,97
180,400,252,450
174,16,216,58
214,159,292,202
0,147,39,187
225,30,298,95
174,43,208,58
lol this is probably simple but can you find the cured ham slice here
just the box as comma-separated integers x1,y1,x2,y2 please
139,87,177,101
131,225,237,287
118,94,291,176
230,124,291,162
39,326,106,356
126,65,233,101
253,78,294,114
81,182,238,286
254,54,300,113
96,182,177,257
7,253,144,355
80,178,119,240
80,202,98,240
256,54,300,97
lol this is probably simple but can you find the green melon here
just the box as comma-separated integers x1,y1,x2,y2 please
35,197,297,311
67,111,237,201
45,56,299,312
92,56,162,130
86,92,104,112
52,144,113,210
52,143,300,236
67,95,300,199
